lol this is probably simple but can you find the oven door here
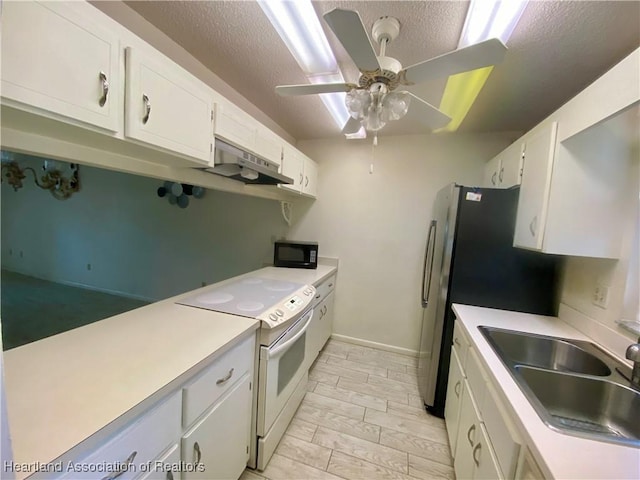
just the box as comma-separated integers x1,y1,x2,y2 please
257,308,313,436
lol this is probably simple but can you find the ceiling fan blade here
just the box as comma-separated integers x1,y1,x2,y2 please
341,116,362,135
275,83,356,96
401,38,507,85
406,92,451,130
323,8,380,72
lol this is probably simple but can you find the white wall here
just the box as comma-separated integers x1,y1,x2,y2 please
1,154,288,301
289,133,517,353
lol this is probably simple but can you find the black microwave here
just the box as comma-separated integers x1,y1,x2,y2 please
274,241,318,269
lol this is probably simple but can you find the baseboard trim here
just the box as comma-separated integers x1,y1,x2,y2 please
330,333,418,357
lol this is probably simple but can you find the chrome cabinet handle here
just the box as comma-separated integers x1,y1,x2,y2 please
216,368,234,385
529,215,537,237
101,451,137,480
472,443,481,467
499,167,504,183
467,424,476,447
98,71,109,107
194,441,202,464
166,471,174,480
315,293,322,300
142,94,151,124
454,380,461,398
305,176,309,187
299,173,303,185
491,172,497,185
328,283,333,288
454,337,461,347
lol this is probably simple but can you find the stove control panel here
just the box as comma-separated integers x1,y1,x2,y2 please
258,284,316,328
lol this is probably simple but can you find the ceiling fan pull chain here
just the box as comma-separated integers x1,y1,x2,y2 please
370,134,378,174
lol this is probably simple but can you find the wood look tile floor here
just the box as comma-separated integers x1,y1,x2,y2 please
242,339,455,480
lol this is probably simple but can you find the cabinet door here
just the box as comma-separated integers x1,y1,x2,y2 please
513,122,558,250
280,146,304,193
213,100,257,152
125,47,213,164
444,347,465,458
302,156,319,198
305,302,325,370
138,444,181,480
181,374,252,480
454,381,480,480
255,125,283,166
499,141,524,188
1,1,120,132
484,154,502,188
473,424,504,480
318,291,334,350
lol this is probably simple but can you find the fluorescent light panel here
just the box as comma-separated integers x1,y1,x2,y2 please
438,0,528,132
258,0,351,132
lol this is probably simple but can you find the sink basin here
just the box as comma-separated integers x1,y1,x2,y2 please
516,366,640,447
479,326,611,376
477,326,638,447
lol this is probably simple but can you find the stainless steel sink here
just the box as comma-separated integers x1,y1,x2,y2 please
478,326,639,448
479,326,611,376
516,366,640,446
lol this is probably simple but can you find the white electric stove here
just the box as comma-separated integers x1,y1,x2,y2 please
177,276,316,345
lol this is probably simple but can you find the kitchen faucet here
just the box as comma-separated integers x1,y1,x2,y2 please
626,337,640,388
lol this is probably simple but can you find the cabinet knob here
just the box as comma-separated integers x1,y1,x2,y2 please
194,441,202,465
472,442,482,467
98,71,109,107
467,424,476,447
529,215,538,237
142,94,151,124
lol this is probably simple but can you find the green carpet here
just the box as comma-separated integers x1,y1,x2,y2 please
1,270,149,350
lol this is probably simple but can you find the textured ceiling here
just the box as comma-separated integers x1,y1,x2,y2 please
123,1,640,141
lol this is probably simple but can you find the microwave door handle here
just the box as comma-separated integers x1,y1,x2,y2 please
421,220,437,307
268,309,314,359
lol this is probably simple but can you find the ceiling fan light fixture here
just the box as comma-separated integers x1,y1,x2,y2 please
382,91,411,122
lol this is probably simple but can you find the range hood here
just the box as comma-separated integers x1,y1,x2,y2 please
204,139,293,185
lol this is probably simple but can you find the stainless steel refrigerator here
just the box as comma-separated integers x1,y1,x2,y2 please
417,183,560,417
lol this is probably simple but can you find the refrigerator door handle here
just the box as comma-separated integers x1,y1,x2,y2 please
421,220,437,307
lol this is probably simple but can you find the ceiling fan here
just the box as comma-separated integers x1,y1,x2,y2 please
275,8,507,134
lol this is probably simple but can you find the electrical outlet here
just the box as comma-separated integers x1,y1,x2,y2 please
592,283,610,309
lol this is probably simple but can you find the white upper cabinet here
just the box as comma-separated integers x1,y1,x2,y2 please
279,145,319,198
280,144,305,193
484,141,523,189
213,99,257,152
513,122,557,250
255,125,284,166
125,47,213,164
1,1,121,132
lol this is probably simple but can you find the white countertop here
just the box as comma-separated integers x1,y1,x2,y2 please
452,304,640,480
3,263,337,477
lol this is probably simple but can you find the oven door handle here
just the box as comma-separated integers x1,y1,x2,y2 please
268,309,314,359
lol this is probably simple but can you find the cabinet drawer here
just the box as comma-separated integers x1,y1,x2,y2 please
482,382,521,479
138,443,181,480
315,275,336,302
452,321,470,368
61,392,181,480
182,333,255,428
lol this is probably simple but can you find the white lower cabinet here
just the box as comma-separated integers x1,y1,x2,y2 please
305,277,336,369
446,321,521,480
56,333,256,480
181,374,252,480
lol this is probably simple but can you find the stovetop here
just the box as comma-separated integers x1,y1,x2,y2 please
177,276,316,329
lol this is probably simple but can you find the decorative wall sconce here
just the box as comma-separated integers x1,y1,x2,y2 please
157,181,205,209
1,154,80,200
